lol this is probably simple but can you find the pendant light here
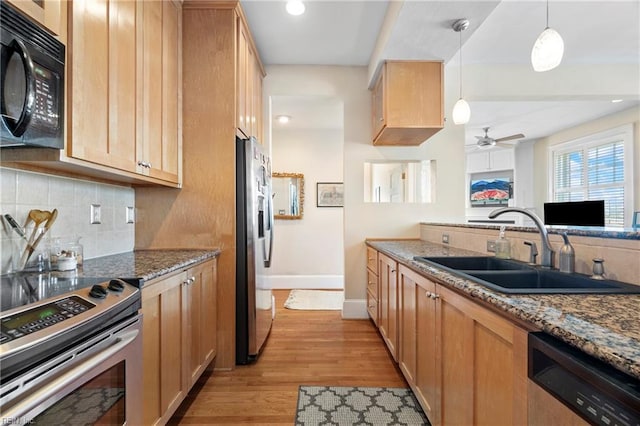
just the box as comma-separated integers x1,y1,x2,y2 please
531,0,564,72
452,19,470,125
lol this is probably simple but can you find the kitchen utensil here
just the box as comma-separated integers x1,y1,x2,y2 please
19,209,57,269
4,214,27,240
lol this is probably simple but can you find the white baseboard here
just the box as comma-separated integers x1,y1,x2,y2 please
266,275,344,290
342,299,368,319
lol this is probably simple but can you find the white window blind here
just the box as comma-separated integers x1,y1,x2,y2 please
550,125,634,227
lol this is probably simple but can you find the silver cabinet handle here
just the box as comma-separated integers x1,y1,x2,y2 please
431,293,440,300
379,117,384,122
137,161,152,169
426,291,432,298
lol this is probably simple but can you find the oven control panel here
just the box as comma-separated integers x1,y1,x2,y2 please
0,296,95,344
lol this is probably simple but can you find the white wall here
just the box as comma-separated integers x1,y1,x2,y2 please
269,127,345,289
263,65,467,316
0,167,135,273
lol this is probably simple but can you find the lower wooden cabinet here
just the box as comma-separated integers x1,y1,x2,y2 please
379,252,398,361
142,258,217,425
395,262,529,426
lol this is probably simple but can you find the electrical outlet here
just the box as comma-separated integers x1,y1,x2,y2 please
126,206,135,224
90,204,102,224
487,240,496,253
442,233,449,244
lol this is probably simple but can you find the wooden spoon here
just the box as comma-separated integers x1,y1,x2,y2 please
20,210,52,269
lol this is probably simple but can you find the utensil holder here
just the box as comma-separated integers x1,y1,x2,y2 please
13,226,51,272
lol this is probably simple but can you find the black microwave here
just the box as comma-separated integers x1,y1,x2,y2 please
0,0,65,149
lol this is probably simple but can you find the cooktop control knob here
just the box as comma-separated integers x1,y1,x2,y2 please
108,279,125,292
89,284,108,299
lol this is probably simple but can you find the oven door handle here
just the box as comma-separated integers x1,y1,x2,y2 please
2,327,139,421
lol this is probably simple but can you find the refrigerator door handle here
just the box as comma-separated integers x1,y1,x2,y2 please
264,192,274,267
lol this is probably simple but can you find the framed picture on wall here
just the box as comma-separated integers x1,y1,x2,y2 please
317,182,344,207
470,177,511,207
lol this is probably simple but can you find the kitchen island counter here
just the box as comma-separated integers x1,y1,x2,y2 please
366,239,640,381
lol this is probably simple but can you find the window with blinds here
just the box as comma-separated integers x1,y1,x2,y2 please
550,125,633,227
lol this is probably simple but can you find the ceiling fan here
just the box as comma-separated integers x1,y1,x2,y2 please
471,127,525,149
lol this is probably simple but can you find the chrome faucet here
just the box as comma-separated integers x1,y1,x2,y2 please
488,207,555,268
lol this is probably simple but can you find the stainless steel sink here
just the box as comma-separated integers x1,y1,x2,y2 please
413,256,640,294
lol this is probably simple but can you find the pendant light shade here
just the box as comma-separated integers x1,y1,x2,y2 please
531,27,564,72
452,98,471,125
452,19,470,125
531,0,564,72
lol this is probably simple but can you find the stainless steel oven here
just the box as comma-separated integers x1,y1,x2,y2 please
0,274,142,425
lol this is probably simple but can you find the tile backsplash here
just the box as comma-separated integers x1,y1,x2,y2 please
1,167,135,273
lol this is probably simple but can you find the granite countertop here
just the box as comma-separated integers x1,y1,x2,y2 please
366,239,640,381
80,249,221,284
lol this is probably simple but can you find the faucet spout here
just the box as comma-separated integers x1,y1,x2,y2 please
488,207,555,268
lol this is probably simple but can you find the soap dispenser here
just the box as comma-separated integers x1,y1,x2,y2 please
559,232,575,273
495,226,511,259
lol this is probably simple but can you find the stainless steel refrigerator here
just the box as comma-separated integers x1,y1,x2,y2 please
236,136,274,364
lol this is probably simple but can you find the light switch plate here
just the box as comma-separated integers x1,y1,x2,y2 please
90,204,101,224
126,206,135,224
442,234,449,244
487,240,496,252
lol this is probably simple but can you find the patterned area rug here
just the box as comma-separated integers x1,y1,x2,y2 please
295,386,430,425
284,290,344,310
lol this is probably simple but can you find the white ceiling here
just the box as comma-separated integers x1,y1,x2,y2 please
241,0,640,142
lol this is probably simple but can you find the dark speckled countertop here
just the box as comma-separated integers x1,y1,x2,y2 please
366,239,640,381
80,249,221,284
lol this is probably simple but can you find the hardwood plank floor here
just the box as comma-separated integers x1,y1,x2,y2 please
169,290,407,425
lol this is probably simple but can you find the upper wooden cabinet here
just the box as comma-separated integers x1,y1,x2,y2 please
69,0,138,175
236,11,265,141
371,61,444,146
138,0,182,184
7,0,66,42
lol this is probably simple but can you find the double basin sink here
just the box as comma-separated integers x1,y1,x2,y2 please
413,256,640,294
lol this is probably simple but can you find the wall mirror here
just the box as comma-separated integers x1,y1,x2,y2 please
272,172,304,219
364,160,436,203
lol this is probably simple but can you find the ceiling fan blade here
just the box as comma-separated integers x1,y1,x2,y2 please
495,141,517,148
495,133,524,142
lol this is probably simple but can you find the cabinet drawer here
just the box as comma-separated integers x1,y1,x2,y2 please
366,247,378,273
367,290,378,325
367,270,378,298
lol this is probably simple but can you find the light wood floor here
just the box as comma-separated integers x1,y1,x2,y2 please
169,290,407,425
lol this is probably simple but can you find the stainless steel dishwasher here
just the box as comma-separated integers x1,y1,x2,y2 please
529,332,640,426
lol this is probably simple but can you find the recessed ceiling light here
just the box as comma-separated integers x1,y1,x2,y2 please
286,0,305,16
611,99,623,103
276,115,291,124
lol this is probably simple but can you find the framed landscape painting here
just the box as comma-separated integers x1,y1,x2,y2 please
470,177,511,207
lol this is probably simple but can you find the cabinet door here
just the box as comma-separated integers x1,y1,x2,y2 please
252,57,263,142
140,0,180,184
185,259,217,388
398,265,417,384
414,272,439,425
489,149,514,171
236,17,249,137
437,284,528,426
142,271,188,425
371,68,385,140
466,151,490,173
378,253,398,360
69,0,137,173
8,0,65,40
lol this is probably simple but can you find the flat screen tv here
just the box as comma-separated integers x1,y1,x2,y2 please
544,200,605,227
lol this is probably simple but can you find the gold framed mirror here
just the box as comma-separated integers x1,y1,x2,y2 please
272,172,304,220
